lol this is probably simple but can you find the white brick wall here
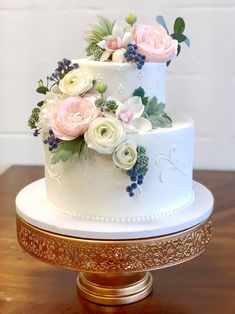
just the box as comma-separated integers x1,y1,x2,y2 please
0,0,234,170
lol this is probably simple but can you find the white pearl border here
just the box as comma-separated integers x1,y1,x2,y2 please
50,192,195,224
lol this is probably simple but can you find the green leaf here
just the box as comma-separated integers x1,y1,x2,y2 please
51,137,86,165
143,96,172,128
97,16,114,35
36,86,49,94
156,15,169,34
149,114,172,128
87,16,115,44
177,44,181,57
37,101,44,107
174,17,185,34
166,60,171,67
171,33,187,43
133,87,149,106
133,87,145,98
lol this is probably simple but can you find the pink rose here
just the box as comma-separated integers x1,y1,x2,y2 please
132,24,178,63
51,96,101,140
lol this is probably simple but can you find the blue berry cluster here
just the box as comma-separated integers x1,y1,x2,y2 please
50,58,79,83
33,129,40,137
125,146,149,197
43,130,61,151
124,44,146,70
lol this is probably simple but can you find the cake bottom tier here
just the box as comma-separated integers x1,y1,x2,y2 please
45,118,194,222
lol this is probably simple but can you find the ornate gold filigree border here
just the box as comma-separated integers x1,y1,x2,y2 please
16,215,213,272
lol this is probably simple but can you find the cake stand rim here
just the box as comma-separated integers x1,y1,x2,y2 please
15,179,214,240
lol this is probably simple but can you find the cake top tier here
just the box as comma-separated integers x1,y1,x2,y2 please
84,14,190,68
28,13,190,198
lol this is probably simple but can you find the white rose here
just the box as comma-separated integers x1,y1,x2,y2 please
38,92,59,132
113,141,137,170
84,117,126,154
59,69,93,96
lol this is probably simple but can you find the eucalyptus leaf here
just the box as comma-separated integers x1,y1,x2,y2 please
36,86,49,94
156,15,169,34
174,17,185,34
184,36,191,47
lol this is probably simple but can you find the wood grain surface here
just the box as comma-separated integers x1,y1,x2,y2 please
0,166,235,314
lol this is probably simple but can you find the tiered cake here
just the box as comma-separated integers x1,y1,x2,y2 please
28,14,193,223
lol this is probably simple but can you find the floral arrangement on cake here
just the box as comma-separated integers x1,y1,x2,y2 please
85,14,190,67
28,14,190,197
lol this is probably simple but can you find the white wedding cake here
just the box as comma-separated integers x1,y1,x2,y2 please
28,14,193,223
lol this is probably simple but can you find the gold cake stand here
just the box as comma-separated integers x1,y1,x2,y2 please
16,214,213,305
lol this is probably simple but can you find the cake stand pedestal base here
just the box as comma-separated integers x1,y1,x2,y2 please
77,272,153,305
16,214,213,305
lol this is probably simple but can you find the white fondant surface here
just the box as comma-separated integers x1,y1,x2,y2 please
75,58,166,103
45,117,194,220
16,179,213,240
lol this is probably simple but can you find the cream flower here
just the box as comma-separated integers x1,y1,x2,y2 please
115,96,152,133
113,141,137,170
98,23,133,63
59,69,93,96
38,92,59,132
84,117,126,154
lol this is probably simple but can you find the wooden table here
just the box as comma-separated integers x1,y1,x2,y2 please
0,166,235,314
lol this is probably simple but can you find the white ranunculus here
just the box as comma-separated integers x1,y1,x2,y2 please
38,92,59,132
59,69,93,96
84,117,126,154
113,141,137,170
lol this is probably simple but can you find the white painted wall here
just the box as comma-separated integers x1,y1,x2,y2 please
0,0,234,170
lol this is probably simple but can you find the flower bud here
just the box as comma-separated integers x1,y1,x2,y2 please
125,14,137,26
96,83,108,94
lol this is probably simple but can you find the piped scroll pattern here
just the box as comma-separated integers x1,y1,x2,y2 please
16,216,213,272
155,145,191,183
45,154,63,192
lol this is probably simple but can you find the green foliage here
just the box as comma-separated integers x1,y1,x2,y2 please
134,146,149,176
156,16,190,65
171,33,187,43
36,86,49,94
105,100,118,113
51,137,88,165
143,96,172,128
37,100,44,107
170,17,190,60
132,87,149,106
28,107,40,129
95,98,105,107
86,43,104,61
174,17,185,34
86,16,115,44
